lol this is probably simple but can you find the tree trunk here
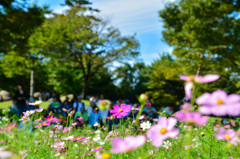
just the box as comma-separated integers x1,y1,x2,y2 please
30,69,34,97
82,82,89,100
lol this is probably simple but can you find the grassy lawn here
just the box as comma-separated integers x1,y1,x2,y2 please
0,100,90,109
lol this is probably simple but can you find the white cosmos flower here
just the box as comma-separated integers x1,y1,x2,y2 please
140,121,151,131
95,130,101,134
99,141,105,145
162,141,171,149
93,136,101,141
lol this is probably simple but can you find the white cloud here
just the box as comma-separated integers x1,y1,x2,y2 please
91,0,169,35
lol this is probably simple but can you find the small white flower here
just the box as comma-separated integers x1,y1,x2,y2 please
93,136,101,141
99,141,105,145
147,139,152,142
93,122,99,127
68,136,74,140
140,121,151,131
94,130,101,134
74,144,78,147
162,141,171,149
2,117,8,121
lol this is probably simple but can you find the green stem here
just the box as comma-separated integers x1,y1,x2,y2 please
186,128,193,159
135,104,145,130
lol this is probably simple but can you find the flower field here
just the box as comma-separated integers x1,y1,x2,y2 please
1,74,240,159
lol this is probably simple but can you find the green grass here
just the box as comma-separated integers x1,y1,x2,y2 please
0,100,90,109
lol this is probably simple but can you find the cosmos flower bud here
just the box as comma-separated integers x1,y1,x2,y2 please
200,132,205,137
139,94,148,104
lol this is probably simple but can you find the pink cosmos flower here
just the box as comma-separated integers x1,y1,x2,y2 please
62,126,72,133
180,103,191,112
29,101,42,105
214,124,220,131
153,118,158,122
215,127,240,146
52,142,65,149
72,122,77,126
54,153,60,157
94,147,103,152
196,90,240,116
46,115,57,124
74,136,85,141
229,157,233,159
36,108,43,112
19,116,30,123
149,150,154,155
88,153,91,156
175,111,208,126
110,104,131,118
231,122,236,127
62,136,74,141
131,107,140,111
34,124,43,128
179,74,219,99
42,122,50,127
111,135,146,153
139,115,144,120
23,110,35,116
184,145,193,149
147,117,179,147
0,148,12,159
77,117,83,121
224,125,230,129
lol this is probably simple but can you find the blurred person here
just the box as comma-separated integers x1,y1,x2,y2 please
87,101,94,117
75,106,89,126
97,94,104,107
142,103,157,118
90,96,96,103
44,91,50,101
14,84,29,118
62,100,71,117
73,95,85,114
89,104,101,127
162,104,174,115
47,96,61,114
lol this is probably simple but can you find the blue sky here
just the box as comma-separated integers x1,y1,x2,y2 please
32,0,174,65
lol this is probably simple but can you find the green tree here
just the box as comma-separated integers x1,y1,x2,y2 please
146,54,185,107
30,6,140,99
159,0,240,94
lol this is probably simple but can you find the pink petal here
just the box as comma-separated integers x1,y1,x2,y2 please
200,74,219,83
166,117,177,131
113,105,120,110
157,117,167,127
185,82,193,99
179,74,190,81
196,93,211,105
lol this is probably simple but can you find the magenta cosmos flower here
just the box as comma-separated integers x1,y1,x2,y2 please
179,74,219,99
110,104,131,118
147,117,179,147
215,127,240,146
77,117,83,121
175,111,208,126
94,147,103,152
111,135,146,153
74,136,85,141
196,90,240,116
46,115,57,124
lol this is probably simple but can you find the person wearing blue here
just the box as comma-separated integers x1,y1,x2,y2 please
62,100,71,117
73,95,85,114
14,84,29,118
89,104,101,127
142,103,157,118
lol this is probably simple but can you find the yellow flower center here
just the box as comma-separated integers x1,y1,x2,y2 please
50,118,53,121
57,144,61,147
23,117,27,120
119,109,123,112
63,149,66,152
44,123,46,126
77,138,81,140
224,134,231,140
97,147,100,150
145,125,148,127
113,132,115,135
217,99,224,105
189,76,194,82
102,153,111,159
38,124,41,127
160,128,167,134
